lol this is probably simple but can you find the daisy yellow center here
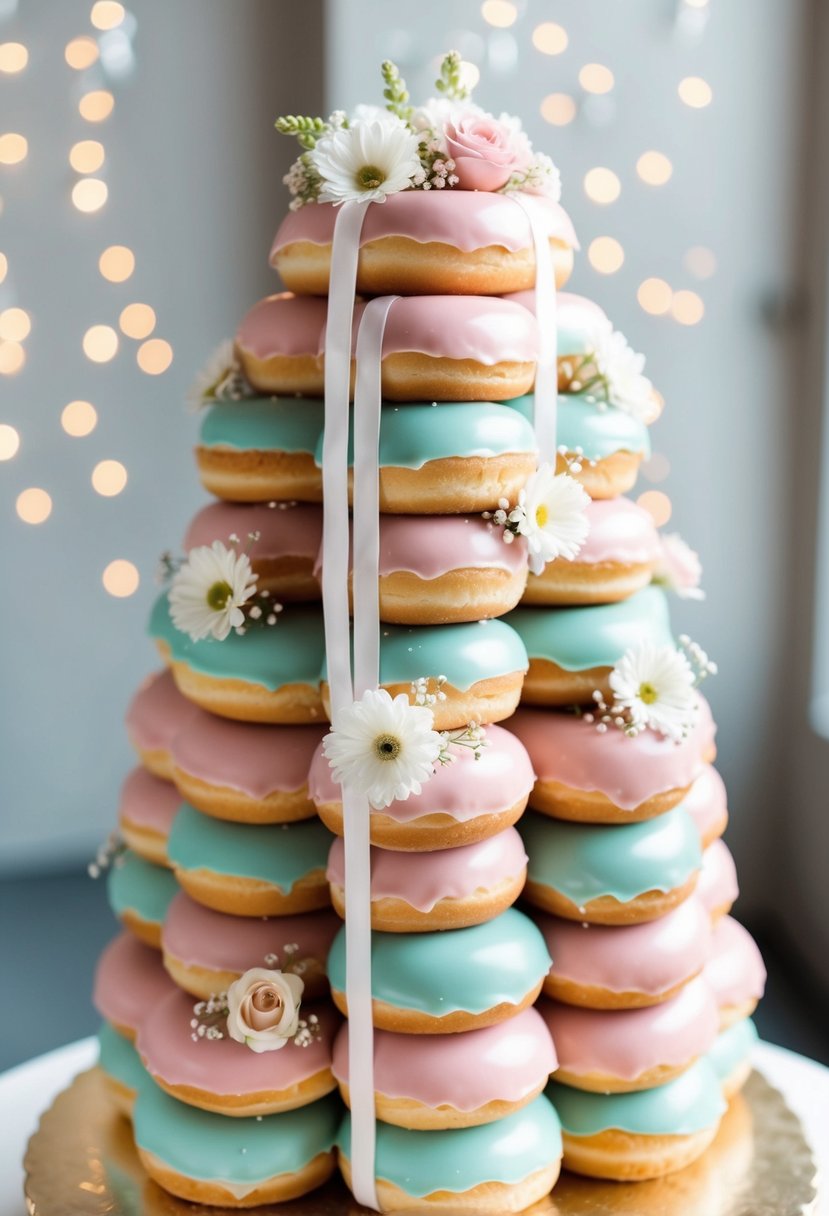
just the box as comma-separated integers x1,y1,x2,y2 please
638,681,659,705
374,733,401,762
535,504,549,528
357,164,385,189
206,580,233,611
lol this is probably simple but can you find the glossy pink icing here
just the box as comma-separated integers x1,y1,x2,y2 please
236,293,539,365
537,897,713,997
506,289,608,341
184,500,322,562
703,917,766,1010
332,1006,556,1110
507,695,716,811
314,516,528,581
538,977,719,1081
124,668,198,755
119,766,182,835
270,192,578,258
162,892,339,974
93,932,178,1034
309,724,535,823
171,712,326,799
697,840,739,916
682,766,728,842
576,497,661,566
326,828,527,912
138,988,337,1095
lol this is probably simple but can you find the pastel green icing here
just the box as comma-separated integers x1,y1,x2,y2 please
505,586,673,671
107,849,178,927
312,401,537,470
167,804,330,890
133,1080,340,1186
708,1019,758,1083
521,807,701,905
149,593,325,691
97,1021,149,1094
327,907,551,1016
506,393,651,462
321,619,528,691
548,1058,725,1137
337,1095,562,1197
199,397,324,454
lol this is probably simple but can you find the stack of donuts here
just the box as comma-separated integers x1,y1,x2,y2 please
87,64,767,1214
499,287,766,1181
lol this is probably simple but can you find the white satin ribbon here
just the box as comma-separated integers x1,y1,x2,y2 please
511,193,558,461
320,202,379,1211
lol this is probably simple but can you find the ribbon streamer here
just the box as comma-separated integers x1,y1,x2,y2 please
320,203,379,1211
511,194,559,461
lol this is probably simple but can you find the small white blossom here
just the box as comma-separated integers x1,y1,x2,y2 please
608,642,698,742
323,687,442,810
513,466,590,575
590,328,657,423
654,533,705,600
309,117,422,206
185,339,251,412
169,541,258,642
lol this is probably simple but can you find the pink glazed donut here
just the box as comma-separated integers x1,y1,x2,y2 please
309,723,535,851
93,931,178,1041
697,839,739,922
138,988,338,1118
538,977,719,1093
161,890,339,1002
170,710,326,824
507,697,716,824
118,766,182,867
270,191,577,296
332,1006,556,1130
184,500,322,601
234,292,540,402
315,515,529,627
521,497,661,607
326,828,527,932
124,668,199,780
536,897,713,1010
703,916,766,1029
682,765,729,847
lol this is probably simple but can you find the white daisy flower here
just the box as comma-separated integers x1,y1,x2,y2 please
591,329,658,424
654,533,705,600
169,540,258,642
608,642,698,741
185,339,251,412
323,687,443,810
309,117,422,206
514,466,590,575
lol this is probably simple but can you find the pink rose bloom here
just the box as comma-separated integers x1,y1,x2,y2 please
655,533,705,600
444,113,531,192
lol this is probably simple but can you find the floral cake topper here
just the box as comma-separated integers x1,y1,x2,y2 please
275,51,561,209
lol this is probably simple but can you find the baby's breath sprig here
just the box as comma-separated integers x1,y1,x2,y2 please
381,59,413,122
435,49,471,101
437,720,488,765
87,831,125,879
411,674,448,708
678,634,718,683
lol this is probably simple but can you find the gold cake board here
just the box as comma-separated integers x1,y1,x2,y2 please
24,1067,818,1216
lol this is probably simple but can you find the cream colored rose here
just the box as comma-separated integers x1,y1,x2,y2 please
225,968,304,1053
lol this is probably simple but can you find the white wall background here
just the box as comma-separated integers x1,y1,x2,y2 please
326,0,810,917
0,0,323,870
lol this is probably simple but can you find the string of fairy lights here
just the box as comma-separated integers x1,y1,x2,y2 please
476,0,717,530
0,0,173,599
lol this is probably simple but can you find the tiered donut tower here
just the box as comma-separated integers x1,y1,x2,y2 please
88,53,767,1213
